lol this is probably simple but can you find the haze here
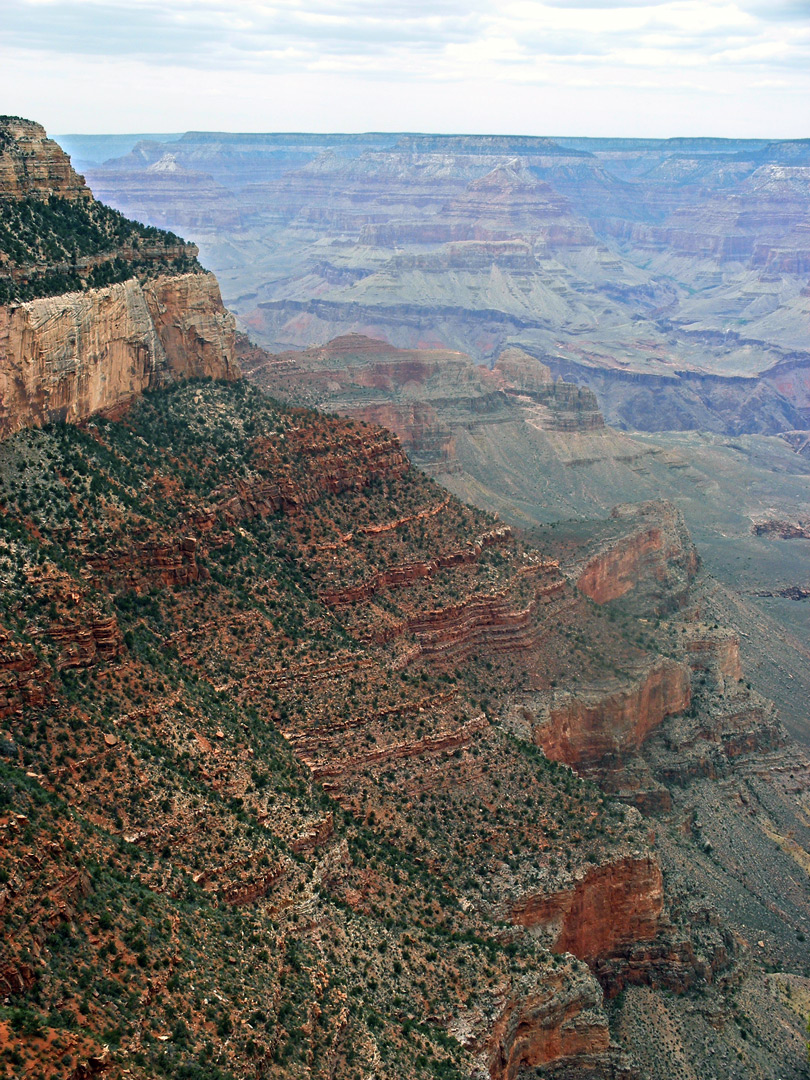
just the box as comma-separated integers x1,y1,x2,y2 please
2,0,809,137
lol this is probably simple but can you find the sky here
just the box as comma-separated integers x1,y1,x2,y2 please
1,0,809,138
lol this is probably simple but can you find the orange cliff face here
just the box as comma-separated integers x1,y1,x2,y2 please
0,272,238,439
510,855,664,964
0,118,239,439
534,658,692,772
483,960,613,1080
576,501,699,609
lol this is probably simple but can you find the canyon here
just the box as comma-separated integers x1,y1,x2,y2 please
66,130,810,436
1,119,810,1080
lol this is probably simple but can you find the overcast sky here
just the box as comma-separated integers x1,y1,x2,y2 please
2,0,808,137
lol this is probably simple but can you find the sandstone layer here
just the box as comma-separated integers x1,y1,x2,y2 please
0,117,89,201
0,271,237,438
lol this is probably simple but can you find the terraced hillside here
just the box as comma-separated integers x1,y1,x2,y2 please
1,379,809,1079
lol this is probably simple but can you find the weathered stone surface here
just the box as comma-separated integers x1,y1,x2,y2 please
510,856,664,964
535,659,691,772
0,117,89,201
576,501,698,609
0,271,237,438
483,962,618,1080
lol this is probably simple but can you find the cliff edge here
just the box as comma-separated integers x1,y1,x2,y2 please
0,117,238,438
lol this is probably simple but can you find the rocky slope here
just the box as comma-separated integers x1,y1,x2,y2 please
1,379,810,1079
241,334,604,472
241,331,810,745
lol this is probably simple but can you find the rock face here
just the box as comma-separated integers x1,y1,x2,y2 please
240,333,607,470
576,501,699,611
0,272,237,438
0,120,239,438
0,117,89,201
511,856,664,965
535,660,692,773
484,961,617,1080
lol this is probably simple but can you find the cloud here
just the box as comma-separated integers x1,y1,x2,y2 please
4,0,487,65
1,0,808,134
5,0,809,75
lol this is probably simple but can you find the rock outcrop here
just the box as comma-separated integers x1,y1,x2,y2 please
533,660,692,773
239,333,608,473
576,501,698,611
0,117,89,201
0,120,239,439
510,856,664,965
483,962,622,1080
0,272,237,438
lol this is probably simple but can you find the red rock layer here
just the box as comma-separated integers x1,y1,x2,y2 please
536,659,691,771
510,855,664,964
485,964,611,1080
0,630,49,719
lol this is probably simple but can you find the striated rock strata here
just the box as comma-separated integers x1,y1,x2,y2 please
510,856,664,965
0,271,237,438
0,117,89,201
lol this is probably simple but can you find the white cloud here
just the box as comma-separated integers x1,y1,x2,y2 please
0,0,808,135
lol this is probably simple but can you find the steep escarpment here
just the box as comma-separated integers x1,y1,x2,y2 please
0,380,654,1080
0,118,200,303
532,658,692,774
0,272,236,438
572,500,699,612
0,116,89,201
0,119,238,438
1,379,809,1079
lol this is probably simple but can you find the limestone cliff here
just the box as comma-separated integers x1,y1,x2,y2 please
534,659,692,773
0,118,239,438
0,272,237,438
0,116,88,201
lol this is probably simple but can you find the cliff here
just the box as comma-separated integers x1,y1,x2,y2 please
0,120,238,438
0,271,236,438
510,855,664,965
0,117,89,201
533,659,692,773
575,501,699,612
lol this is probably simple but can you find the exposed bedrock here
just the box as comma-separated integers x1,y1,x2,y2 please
0,117,89,201
0,271,237,438
575,501,699,611
510,856,664,966
482,961,631,1080
532,659,692,773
